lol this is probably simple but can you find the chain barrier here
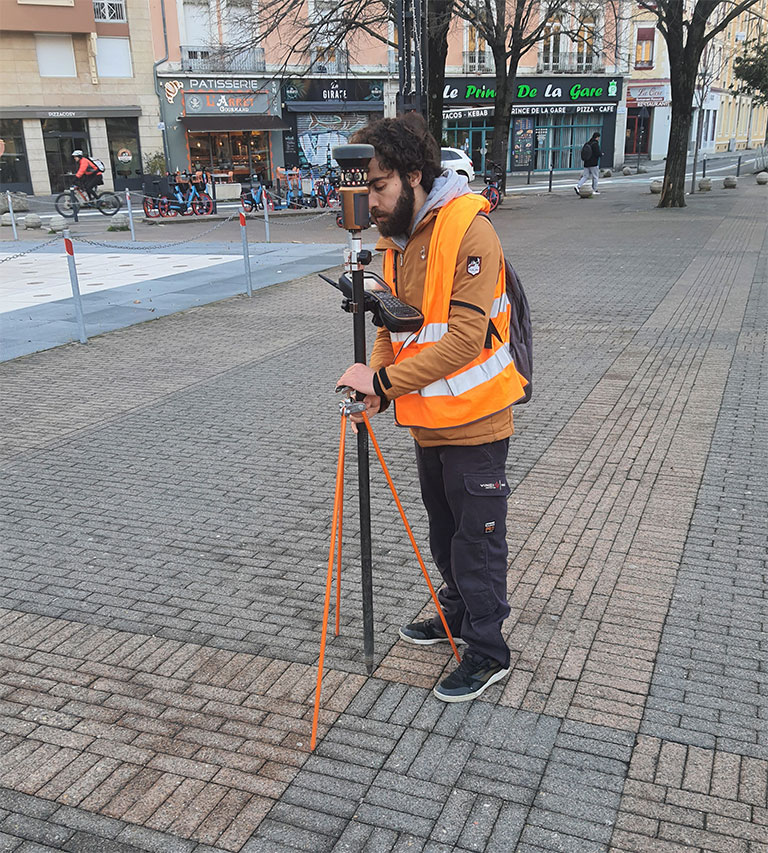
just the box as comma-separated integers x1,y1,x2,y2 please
70,211,240,251
0,237,60,265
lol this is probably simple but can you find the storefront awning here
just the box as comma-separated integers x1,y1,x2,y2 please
283,102,383,113
181,115,290,131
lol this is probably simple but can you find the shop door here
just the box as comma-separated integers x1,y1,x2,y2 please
42,119,90,193
625,109,650,156
469,127,492,175
106,117,142,191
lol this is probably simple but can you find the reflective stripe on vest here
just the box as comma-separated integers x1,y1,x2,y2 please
381,194,527,430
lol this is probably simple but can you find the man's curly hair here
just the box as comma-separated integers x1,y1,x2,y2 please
351,112,442,193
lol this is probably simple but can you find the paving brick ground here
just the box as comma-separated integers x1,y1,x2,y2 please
1,182,766,852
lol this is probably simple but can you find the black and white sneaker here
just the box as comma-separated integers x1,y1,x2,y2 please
398,618,463,646
433,651,510,703
573,185,580,196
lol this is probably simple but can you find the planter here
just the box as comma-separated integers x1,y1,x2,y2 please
756,171,768,185
723,176,738,189
698,178,712,192
212,182,242,201
650,180,663,194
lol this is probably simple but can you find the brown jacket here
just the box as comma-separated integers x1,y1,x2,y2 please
370,204,514,447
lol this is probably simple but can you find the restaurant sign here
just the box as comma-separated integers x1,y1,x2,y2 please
183,91,269,115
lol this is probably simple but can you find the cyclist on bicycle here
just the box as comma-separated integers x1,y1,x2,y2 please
72,150,103,200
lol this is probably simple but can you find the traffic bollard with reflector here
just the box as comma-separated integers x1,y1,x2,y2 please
62,228,88,344
239,211,253,297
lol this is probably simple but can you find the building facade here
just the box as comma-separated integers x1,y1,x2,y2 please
4,0,768,197
0,0,163,195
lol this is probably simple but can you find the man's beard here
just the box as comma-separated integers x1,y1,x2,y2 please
371,180,415,238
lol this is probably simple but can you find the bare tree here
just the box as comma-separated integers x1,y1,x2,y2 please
690,39,730,191
637,0,761,208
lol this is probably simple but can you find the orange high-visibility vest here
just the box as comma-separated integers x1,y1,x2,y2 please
382,193,527,429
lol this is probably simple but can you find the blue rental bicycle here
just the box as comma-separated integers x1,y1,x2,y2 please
158,171,213,217
240,174,275,212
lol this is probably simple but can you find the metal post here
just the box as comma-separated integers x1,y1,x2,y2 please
736,155,742,177
548,161,554,193
350,231,374,675
702,157,707,178
211,178,218,214
263,196,270,243
62,229,87,344
6,191,19,241
527,164,532,185
70,187,79,223
239,212,253,297
125,188,136,241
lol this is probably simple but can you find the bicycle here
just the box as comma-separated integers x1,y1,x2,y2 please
241,174,275,212
481,160,504,212
55,180,122,218
314,167,340,209
158,171,213,217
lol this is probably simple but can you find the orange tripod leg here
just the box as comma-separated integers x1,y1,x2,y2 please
310,413,347,751
362,412,461,663
335,419,345,636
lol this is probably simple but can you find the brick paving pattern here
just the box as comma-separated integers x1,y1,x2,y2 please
1,185,766,852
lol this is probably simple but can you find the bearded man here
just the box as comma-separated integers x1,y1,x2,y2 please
337,113,527,702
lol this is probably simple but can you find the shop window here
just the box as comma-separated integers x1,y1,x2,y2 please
93,0,126,21
96,37,133,77
635,28,655,69
35,33,77,77
0,119,32,190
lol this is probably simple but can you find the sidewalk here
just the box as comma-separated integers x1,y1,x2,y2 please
0,181,766,852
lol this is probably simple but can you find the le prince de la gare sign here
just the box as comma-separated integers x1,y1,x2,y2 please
442,76,623,117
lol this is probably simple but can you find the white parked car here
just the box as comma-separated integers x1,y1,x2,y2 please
440,147,475,182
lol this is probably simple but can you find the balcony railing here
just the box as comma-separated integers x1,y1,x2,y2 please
537,51,604,74
93,0,126,22
180,45,266,73
309,48,350,74
463,51,490,73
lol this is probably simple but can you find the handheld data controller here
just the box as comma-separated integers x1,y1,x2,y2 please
319,271,424,334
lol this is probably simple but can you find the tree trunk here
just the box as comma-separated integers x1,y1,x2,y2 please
659,53,697,208
426,0,453,142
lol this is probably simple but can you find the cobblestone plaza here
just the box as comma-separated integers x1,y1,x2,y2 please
1,182,766,852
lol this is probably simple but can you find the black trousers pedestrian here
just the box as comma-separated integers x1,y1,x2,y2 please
414,438,511,667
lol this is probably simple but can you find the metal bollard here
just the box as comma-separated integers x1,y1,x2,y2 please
263,196,270,243
548,166,554,193
125,188,136,241
702,157,707,178
527,165,532,185
239,211,253,297
62,228,88,344
736,155,742,177
6,191,19,241
211,179,218,214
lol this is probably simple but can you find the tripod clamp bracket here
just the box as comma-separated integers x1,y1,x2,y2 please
336,386,366,416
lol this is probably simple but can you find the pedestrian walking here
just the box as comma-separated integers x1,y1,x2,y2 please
574,132,602,195
336,113,528,703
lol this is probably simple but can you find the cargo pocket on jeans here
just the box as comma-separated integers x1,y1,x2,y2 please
457,474,511,618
